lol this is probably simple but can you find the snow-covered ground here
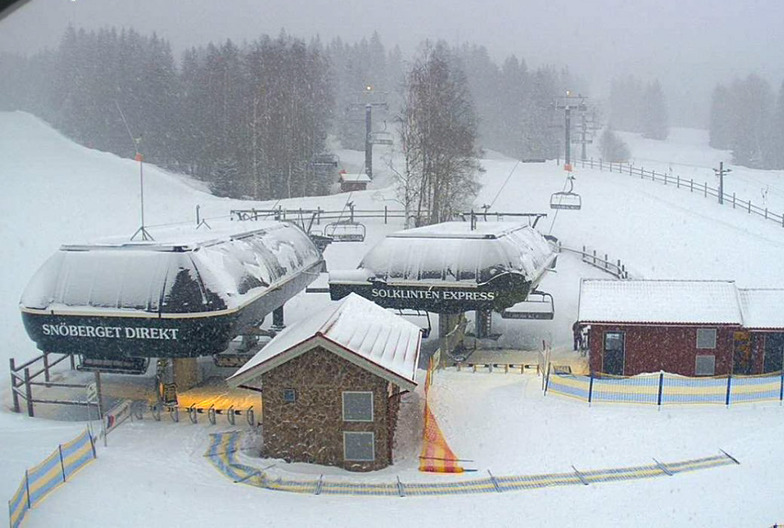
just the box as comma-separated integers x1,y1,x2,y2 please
1,112,783,527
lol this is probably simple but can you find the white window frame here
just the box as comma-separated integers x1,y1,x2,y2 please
343,431,375,462
696,328,717,349
342,391,374,422
695,354,716,376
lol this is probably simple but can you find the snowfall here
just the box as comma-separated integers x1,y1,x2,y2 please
2,111,784,527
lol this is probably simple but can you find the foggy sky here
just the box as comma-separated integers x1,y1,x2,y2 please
2,0,783,126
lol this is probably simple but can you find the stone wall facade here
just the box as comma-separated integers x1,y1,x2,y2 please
261,346,400,471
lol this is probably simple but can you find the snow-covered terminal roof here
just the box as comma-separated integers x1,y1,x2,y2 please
579,279,784,329
228,293,421,391
329,222,556,313
20,221,324,358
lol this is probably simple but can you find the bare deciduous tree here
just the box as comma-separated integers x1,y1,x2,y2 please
399,41,481,226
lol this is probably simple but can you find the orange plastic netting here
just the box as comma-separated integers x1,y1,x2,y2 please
418,360,464,473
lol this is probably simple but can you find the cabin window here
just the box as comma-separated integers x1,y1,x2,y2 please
696,328,717,349
342,391,374,422
343,432,375,462
283,389,297,403
695,355,716,376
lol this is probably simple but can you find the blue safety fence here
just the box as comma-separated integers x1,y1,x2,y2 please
205,432,739,497
8,428,96,528
546,368,784,406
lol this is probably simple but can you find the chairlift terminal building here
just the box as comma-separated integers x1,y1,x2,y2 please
20,221,324,361
329,221,556,314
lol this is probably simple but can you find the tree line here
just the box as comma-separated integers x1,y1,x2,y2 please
709,75,784,169
0,26,583,212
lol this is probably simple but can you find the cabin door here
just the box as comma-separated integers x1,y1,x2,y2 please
763,333,784,373
732,331,753,375
603,331,625,375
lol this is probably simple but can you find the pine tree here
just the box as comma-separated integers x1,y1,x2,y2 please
599,127,630,162
641,80,668,140
210,157,242,198
708,84,734,150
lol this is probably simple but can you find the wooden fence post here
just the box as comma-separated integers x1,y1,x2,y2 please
24,368,34,417
733,193,736,209
588,372,594,405
58,445,66,482
10,358,19,413
725,374,732,407
657,372,664,407
690,179,694,192
43,352,50,383
779,370,783,402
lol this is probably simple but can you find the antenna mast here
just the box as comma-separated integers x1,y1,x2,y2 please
115,101,153,241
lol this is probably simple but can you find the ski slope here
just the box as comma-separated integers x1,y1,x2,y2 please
1,111,783,527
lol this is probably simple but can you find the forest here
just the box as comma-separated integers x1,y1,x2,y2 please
0,27,583,202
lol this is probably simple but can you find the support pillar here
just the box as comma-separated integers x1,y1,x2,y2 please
475,310,492,339
272,305,285,330
172,358,199,392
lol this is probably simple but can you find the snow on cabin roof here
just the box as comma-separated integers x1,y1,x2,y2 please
227,293,421,390
346,221,555,286
578,279,744,325
338,172,371,183
390,221,532,239
20,220,322,314
738,289,784,329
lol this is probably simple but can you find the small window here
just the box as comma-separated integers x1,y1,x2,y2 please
343,431,375,462
604,332,624,352
342,392,374,422
283,389,297,403
695,355,716,376
696,328,717,349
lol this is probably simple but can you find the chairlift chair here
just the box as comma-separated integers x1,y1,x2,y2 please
323,220,367,242
550,176,582,210
370,131,394,146
500,290,555,320
78,355,150,375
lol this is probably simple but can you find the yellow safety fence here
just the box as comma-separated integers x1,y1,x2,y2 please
546,367,784,406
205,431,739,497
8,428,96,528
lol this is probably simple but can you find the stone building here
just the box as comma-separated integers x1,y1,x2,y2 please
227,293,421,471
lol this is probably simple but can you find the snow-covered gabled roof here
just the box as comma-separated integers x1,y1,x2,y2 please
339,172,371,183
227,293,421,390
578,279,744,325
738,289,784,330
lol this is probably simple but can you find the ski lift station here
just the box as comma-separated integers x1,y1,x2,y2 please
328,221,557,327
19,221,324,381
338,172,371,193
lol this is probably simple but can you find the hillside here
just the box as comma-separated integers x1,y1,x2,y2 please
1,112,783,527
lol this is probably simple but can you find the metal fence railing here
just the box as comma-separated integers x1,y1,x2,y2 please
8,428,96,528
545,368,784,406
558,243,632,279
579,158,784,228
